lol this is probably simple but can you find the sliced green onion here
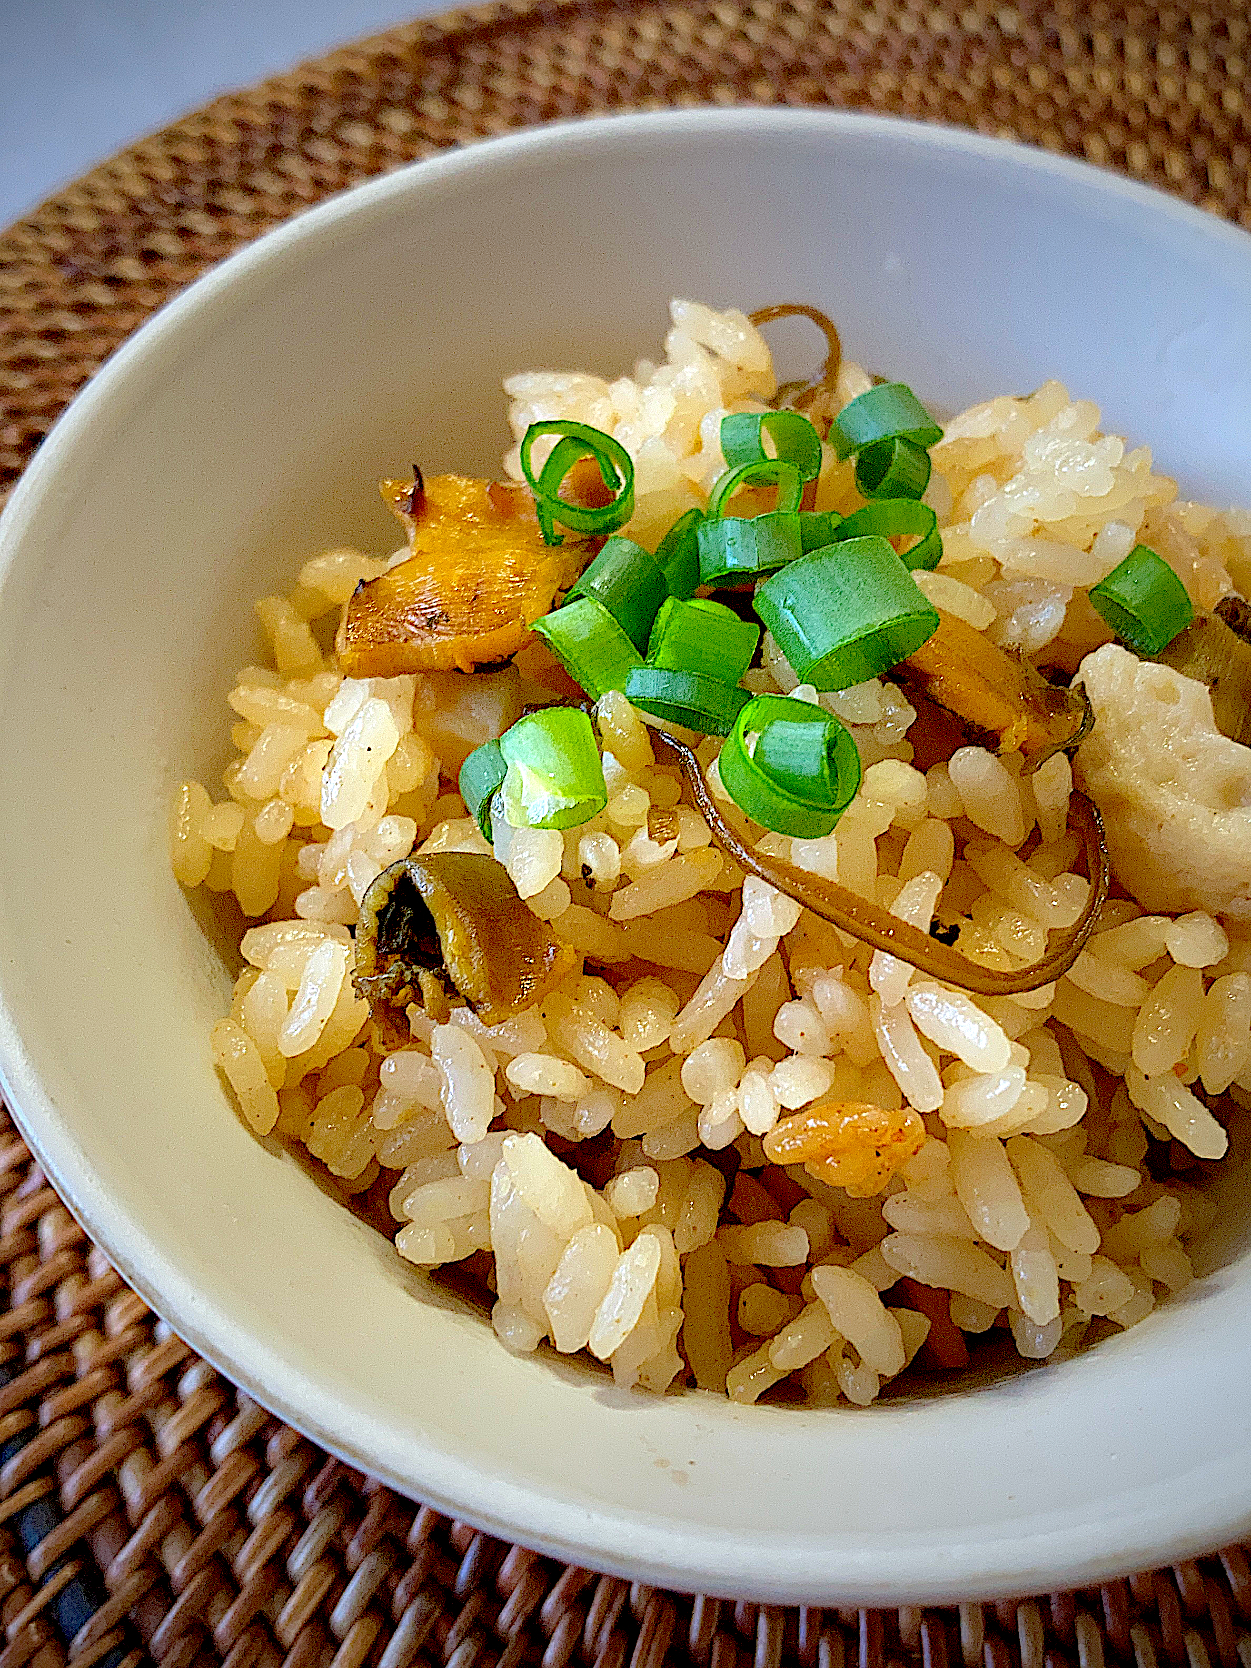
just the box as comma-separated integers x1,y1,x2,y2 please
532,435,602,540
754,537,940,691
720,411,823,482
459,740,507,840
566,534,668,651
531,596,643,701
697,459,807,583
646,596,760,683
829,382,943,461
697,513,802,585
719,695,861,837
854,435,932,501
707,459,804,519
833,500,942,570
624,668,750,735
499,708,607,830
519,420,635,545
1089,544,1194,656
654,508,704,599
798,510,844,552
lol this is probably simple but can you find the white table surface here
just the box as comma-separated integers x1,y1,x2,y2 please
1,0,447,231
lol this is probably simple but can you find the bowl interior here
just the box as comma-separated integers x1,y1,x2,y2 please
2,109,1251,1603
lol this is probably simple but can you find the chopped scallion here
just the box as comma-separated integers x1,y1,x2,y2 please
706,459,804,519
697,512,802,585
798,509,844,552
832,500,942,570
854,435,932,501
654,508,704,600
646,596,760,683
566,534,668,651
623,668,750,735
829,382,943,462
519,420,635,545
499,707,607,830
1089,544,1195,656
753,537,940,690
531,595,643,701
718,695,861,837
458,739,507,840
720,411,823,482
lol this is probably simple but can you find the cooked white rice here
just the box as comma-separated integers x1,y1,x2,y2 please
173,299,1251,1404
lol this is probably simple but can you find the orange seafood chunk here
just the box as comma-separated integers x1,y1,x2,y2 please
762,1100,926,1199
336,473,585,676
896,606,1090,770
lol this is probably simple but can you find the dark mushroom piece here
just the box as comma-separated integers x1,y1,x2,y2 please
1157,594,1251,749
894,606,1092,771
356,851,576,1039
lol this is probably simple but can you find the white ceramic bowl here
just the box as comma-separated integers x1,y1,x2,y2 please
2,108,1251,1605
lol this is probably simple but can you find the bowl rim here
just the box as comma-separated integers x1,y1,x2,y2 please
4,103,1251,1604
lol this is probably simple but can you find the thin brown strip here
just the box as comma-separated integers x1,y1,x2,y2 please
654,729,1109,997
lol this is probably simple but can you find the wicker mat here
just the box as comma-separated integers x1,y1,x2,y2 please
2,1,1251,1664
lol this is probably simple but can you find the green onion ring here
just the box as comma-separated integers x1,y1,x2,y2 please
831,500,942,570
623,667,750,736
520,420,635,545
753,537,940,690
653,508,704,599
707,459,804,519
646,596,761,683
719,695,861,838
720,411,823,482
566,534,668,651
531,596,643,701
697,511,802,586
1089,544,1195,657
499,707,607,830
458,739,508,840
854,435,933,501
829,382,943,461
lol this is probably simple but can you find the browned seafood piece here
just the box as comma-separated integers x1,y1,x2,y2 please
356,851,576,1032
763,1101,925,1198
1158,598,1251,748
336,473,584,676
894,606,1092,771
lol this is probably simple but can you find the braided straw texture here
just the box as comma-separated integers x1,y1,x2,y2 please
3,0,1251,498
2,0,1251,1661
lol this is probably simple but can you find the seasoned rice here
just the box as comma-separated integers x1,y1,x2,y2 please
173,299,1251,1404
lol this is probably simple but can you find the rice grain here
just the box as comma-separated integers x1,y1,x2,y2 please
211,1018,280,1135
718,1222,809,1266
1126,1063,1228,1159
681,1241,732,1390
947,1131,1030,1252
432,1024,496,1143
587,1232,663,1360
1006,1135,1100,1253
278,940,350,1057
1132,964,1205,1076
544,1224,622,1353
907,984,1011,1072
810,1265,906,1375
879,1232,1014,1309
873,997,944,1113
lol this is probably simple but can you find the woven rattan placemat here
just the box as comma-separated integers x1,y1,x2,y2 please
3,3,1251,1665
